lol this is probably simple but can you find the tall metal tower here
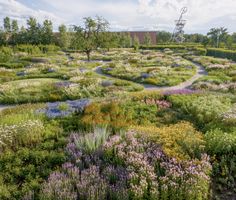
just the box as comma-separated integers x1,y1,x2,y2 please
171,7,188,43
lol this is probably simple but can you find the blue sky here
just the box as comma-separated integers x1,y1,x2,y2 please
0,0,236,33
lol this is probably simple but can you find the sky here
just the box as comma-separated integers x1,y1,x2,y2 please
0,0,236,34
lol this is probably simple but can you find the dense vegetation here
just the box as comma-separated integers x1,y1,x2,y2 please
0,15,236,200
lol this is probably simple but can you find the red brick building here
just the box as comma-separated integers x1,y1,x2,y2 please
126,31,157,45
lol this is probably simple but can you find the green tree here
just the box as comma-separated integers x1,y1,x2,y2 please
0,28,6,45
133,36,140,51
118,33,132,48
207,27,228,48
58,24,69,49
10,20,19,45
17,26,27,44
26,17,42,44
201,36,210,47
157,31,171,43
225,35,233,49
42,19,53,44
184,33,205,43
3,17,11,32
144,33,151,46
3,17,11,44
232,33,236,43
11,20,19,33
72,16,109,61
100,32,118,51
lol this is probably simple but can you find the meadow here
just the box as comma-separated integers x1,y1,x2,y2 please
0,45,235,200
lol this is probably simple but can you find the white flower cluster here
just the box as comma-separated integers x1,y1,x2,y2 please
0,120,44,148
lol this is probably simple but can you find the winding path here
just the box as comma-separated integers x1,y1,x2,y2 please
94,61,207,91
0,58,207,112
0,105,15,112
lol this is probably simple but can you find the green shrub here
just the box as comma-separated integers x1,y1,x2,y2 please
0,62,28,69
193,47,207,56
15,45,60,55
0,47,13,63
169,94,231,128
205,129,236,155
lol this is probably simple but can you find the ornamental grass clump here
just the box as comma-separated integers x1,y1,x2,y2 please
74,126,111,153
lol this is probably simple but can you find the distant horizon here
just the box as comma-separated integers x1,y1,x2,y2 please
0,0,236,34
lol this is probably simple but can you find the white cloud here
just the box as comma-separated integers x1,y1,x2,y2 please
137,0,236,33
0,0,235,33
0,0,63,28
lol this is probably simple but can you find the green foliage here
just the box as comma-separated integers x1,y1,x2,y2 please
0,147,66,199
133,36,140,51
207,48,236,62
0,47,13,62
193,47,207,56
58,24,70,49
143,33,152,47
71,16,109,61
15,44,60,55
140,44,203,50
207,27,228,48
169,94,231,128
0,105,66,199
205,129,236,155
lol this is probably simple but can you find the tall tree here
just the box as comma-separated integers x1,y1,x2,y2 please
26,17,42,44
0,28,6,45
72,16,109,61
201,36,210,47
133,36,140,51
3,17,11,44
3,17,11,32
207,27,228,48
144,33,151,46
118,33,132,48
11,20,19,33
10,20,19,45
42,19,53,44
58,24,69,49
231,33,236,43
225,35,233,49
100,32,118,51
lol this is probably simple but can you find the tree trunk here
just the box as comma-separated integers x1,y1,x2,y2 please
86,51,91,61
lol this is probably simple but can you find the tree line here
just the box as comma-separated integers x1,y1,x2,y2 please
157,29,236,48
1,16,236,60
0,16,143,60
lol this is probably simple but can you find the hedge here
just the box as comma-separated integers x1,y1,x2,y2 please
140,45,207,56
207,48,236,62
14,45,60,55
0,62,28,69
